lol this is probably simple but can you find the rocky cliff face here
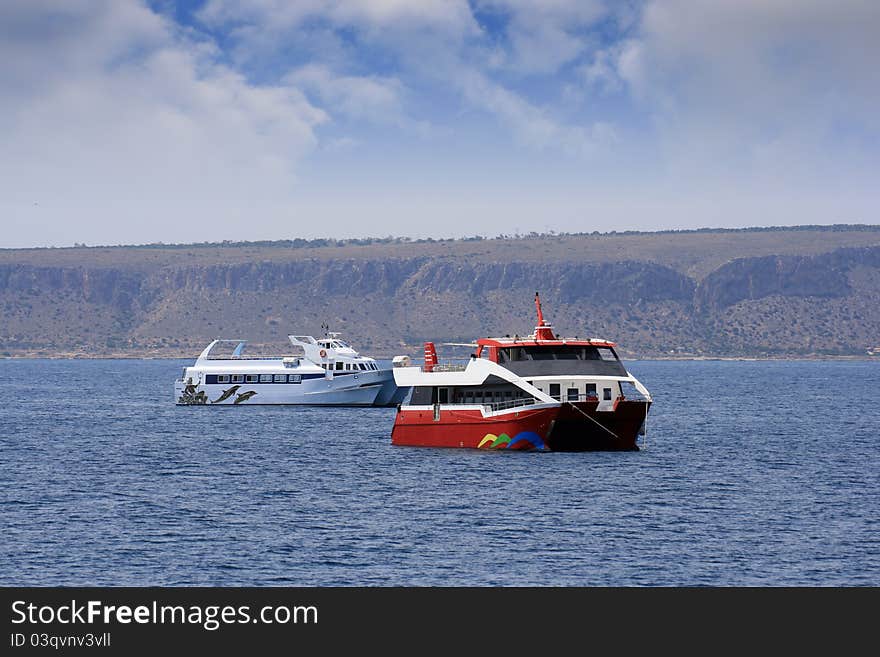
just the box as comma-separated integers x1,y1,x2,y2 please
1,239,879,357
0,265,152,311
694,247,880,312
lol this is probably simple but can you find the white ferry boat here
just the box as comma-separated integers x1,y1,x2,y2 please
174,333,409,406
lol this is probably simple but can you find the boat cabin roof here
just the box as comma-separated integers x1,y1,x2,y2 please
477,337,617,349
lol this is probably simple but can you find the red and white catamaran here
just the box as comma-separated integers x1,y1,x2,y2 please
391,293,652,451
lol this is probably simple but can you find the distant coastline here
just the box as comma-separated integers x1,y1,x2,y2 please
2,225,879,361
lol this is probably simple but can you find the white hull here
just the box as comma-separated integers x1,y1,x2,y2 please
175,369,395,406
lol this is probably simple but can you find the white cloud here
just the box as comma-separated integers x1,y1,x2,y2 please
611,0,880,176
580,46,626,94
455,69,612,155
2,0,877,247
475,0,607,74
199,0,608,154
286,65,405,125
0,1,327,247
199,0,478,37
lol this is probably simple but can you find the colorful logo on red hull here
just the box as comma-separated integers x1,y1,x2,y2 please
477,431,545,450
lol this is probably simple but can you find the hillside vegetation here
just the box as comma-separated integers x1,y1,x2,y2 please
2,225,879,358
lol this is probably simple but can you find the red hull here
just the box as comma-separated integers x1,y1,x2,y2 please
391,406,558,450
391,400,650,451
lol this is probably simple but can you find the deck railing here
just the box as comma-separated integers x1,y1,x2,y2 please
205,355,286,361
484,397,538,412
429,363,469,372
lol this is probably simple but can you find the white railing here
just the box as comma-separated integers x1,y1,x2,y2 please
484,397,538,412
429,363,469,372
205,355,283,360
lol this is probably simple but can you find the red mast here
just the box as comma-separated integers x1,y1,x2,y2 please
534,292,556,340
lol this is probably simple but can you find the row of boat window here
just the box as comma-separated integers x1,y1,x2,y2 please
540,383,611,401
216,374,303,384
497,346,618,363
447,389,529,404
321,362,379,371
437,383,611,404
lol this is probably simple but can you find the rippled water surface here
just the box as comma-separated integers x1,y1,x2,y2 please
1,359,878,586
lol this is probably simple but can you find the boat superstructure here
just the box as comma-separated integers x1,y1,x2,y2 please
175,333,408,406
390,293,652,450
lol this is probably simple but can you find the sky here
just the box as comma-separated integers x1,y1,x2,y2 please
1,0,878,248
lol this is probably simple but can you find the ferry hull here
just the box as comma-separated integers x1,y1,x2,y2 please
174,370,405,406
546,400,650,451
391,406,557,450
391,400,650,451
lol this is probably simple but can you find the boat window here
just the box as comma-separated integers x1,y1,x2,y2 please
603,387,612,400
246,374,258,383
586,383,597,399
597,348,617,361
438,388,449,404
499,345,619,362
335,362,343,371
232,374,244,383
359,363,367,370
549,383,561,400
218,375,229,383
260,374,273,382
274,374,287,383
567,387,579,401
289,374,302,384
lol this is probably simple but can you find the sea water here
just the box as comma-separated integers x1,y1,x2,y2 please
1,359,877,586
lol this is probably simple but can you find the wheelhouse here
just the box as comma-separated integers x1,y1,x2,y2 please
476,340,628,377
